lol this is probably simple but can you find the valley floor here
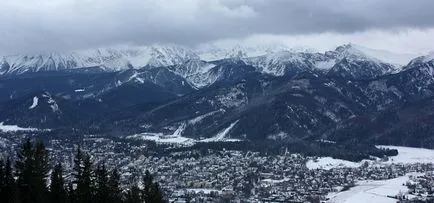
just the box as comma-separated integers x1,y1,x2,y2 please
307,145,434,170
327,173,417,203
2,132,434,202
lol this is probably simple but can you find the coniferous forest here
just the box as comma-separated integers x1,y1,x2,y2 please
0,139,165,203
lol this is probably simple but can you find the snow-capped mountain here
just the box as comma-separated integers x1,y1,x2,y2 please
0,43,417,83
326,44,399,79
2,43,434,150
167,60,218,88
241,44,400,78
345,44,419,66
196,44,294,61
245,51,334,76
0,45,199,75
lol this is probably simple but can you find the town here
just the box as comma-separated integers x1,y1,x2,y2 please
29,134,432,202
1,133,434,202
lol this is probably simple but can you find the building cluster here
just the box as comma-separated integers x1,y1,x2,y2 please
395,172,434,202
2,134,434,202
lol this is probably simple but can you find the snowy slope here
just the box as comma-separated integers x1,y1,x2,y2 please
349,44,419,66
0,45,199,74
197,44,292,61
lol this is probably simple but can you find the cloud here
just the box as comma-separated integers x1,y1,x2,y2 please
0,0,434,54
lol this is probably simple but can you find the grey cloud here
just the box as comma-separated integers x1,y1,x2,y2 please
0,0,433,54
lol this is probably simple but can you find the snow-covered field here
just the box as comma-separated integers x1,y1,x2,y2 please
306,157,362,170
327,173,420,203
127,124,196,146
127,121,242,145
307,145,434,170
0,122,45,132
377,145,434,165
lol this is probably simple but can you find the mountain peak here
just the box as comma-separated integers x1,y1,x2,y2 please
0,45,199,75
334,43,370,59
334,43,418,66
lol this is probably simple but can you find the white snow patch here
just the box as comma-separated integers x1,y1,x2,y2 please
29,96,39,109
188,109,223,125
201,120,240,142
0,122,49,132
128,72,145,84
261,178,290,184
307,157,362,170
377,145,434,165
307,146,434,170
47,98,59,112
315,60,336,70
327,173,419,203
127,123,195,146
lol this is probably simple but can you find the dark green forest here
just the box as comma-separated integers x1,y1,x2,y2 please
0,139,165,203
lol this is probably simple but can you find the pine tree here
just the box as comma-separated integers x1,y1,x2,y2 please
50,163,67,203
15,139,50,203
0,159,4,198
108,168,122,203
72,147,83,183
33,140,50,203
15,139,35,203
143,170,153,203
76,154,93,203
143,170,165,203
94,163,109,203
124,185,142,203
72,147,83,203
3,158,18,203
67,183,75,203
148,182,165,203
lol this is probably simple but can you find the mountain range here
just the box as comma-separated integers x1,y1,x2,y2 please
1,43,434,152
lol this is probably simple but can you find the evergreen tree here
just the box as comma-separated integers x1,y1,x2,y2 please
15,139,35,203
94,163,109,203
50,163,67,203
143,170,153,203
124,185,142,203
33,140,50,203
15,139,50,203
0,139,167,203
67,183,75,203
71,147,83,203
0,159,4,198
148,182,165,203
76,154,93,203
3,158,18,203
108,168,122,203
143,170,165,203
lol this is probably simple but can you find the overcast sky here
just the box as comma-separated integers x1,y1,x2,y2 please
1,0,434,55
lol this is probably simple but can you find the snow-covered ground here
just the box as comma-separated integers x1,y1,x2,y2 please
377,145,434,165
306,157,363,170
200,120,239,142
307,145,434,170
130,133,195,145
127,124,196,146
127,120,242,145
0,122,47,132
327,173,420,203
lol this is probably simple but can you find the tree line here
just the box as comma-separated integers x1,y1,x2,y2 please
0,139,165,203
